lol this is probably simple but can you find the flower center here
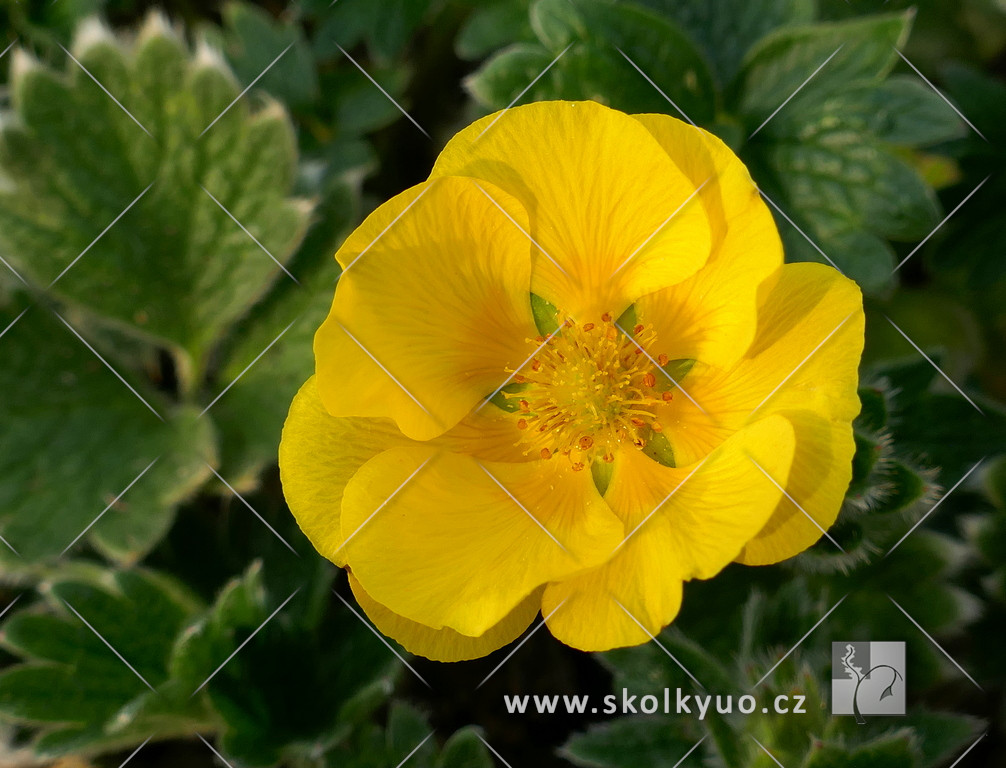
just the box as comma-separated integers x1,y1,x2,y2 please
505,313,673,470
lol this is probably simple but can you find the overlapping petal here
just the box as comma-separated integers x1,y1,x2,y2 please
314,176,539,441
653,262,864,468
340,446,624,636
350,575,543,662
633,116,783,368
431,101,712,319
542,415,796,651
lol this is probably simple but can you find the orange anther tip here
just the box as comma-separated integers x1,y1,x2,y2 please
540,448,552,459
642,372,656,388
662,391,674,401
571,462,585,472
658,353,669,367
578,435,594,450
582,322,595,332
601,312,612,322
633,324,645,334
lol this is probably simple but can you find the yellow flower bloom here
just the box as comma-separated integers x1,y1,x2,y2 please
279,101,864,660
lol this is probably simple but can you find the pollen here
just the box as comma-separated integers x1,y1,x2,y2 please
503,313,672,467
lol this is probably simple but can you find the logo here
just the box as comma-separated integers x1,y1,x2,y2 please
831,641,905,723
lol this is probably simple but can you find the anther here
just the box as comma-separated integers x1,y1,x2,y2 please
662,391,673,401
578,435,594,451
633,323,644,334
571,462,585,472
519,400,530,412
630,417,646,428
601,312,612,322
657,353,669,367
582,322,595,332
540,448,552,460
517,418,528,429
642,372,656,388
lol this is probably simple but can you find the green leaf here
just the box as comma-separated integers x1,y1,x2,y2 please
313,0,434,62
0,301,215,563
0,16,311,360
634,0,814,86
468,0,716,123
456,0,534,61
737,13,912,123
210,178,357,486
213,1,319,107
805,731,918,768
438,728,494,768
824,76,965,147
167,564,397,767
561,717,700,768
0,566,205,757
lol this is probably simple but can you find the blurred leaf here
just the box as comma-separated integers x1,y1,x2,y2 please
0,300,215,564
312,0,435,62
210,178,356,487
634,0,814,86
804,732,917,768
468,0,716,123
164,564,397,767
0,16,311,361
561,717,700,768
456,0,533,60
211,1,319,107
737,13,943,292
0,566,206,758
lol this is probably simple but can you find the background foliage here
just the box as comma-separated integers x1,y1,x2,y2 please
0,0,1004,766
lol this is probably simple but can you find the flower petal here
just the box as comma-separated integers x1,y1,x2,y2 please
279,377,534,567
349,574,542,662
633,116,783,368
279,377,412,567
655,262,864,467
738,409,855,565
430,101,711,319
315,176,539,441
341,446,623,636
542,415,796,651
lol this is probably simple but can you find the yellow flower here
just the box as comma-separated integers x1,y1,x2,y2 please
280,101,864,660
